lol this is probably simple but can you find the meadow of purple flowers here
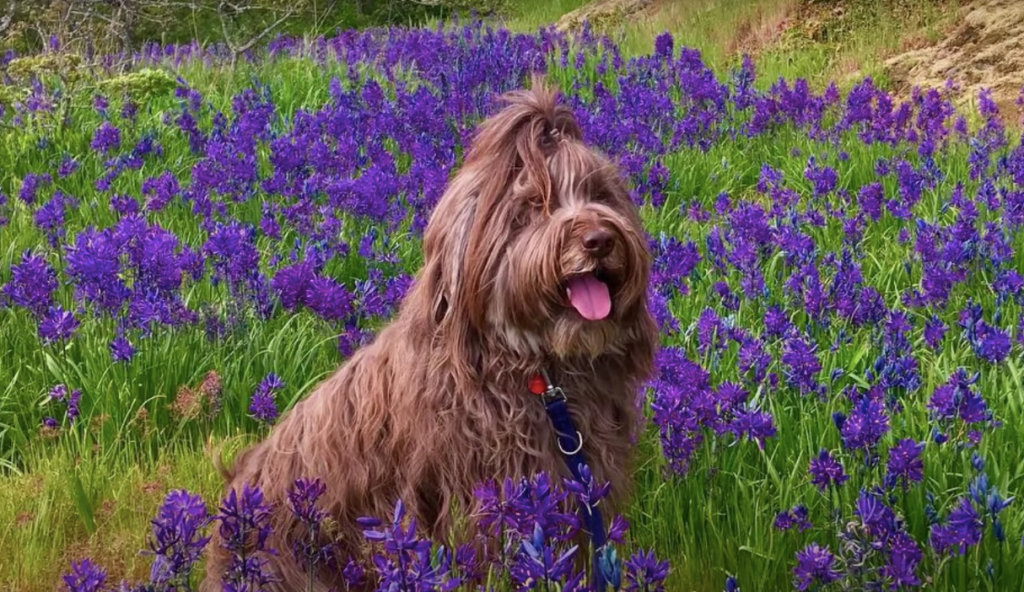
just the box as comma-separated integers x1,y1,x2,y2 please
3,13,1024,592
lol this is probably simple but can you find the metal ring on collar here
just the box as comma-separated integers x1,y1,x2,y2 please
558,430,584,455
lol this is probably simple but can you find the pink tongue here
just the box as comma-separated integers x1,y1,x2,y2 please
566,275,611,321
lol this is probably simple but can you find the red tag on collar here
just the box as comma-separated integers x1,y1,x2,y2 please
528,373,547,396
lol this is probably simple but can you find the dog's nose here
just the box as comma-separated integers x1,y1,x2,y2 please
582,228,614,258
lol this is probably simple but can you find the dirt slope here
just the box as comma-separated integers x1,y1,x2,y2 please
884,0,1024,120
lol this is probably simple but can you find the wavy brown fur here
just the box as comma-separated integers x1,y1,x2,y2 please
198,75,658,592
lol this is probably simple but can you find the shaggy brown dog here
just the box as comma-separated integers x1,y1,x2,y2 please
199,76,658,592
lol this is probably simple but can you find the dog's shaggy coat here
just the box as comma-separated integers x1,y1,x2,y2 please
199,77,658,592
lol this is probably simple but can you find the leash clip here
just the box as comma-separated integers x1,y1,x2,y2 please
542,384,567,404
532,368,567,404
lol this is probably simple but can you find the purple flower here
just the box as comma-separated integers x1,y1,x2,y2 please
145,489,212,587
837,386,889,453
287,477,337,574
1,250,58,316
90,121,122,154
855,183,883,223
66,388,82,423
141,171,181,212
804,156,838,197
18,172,51,205
93,94,109,115
510,521,580,589
729,407,777,449
249,373,284,425
809,449,848,492
764,305,792,339
110,193,140,216
927,368,993,440
653,32,674,60
110,335,135,363
737,335,770,383
62,558,107,592
360,498,461,591
271,261,316,311
122,99,138,121
649,347,720,475
792,543,841,591
39,305,80,344
34,190,78,247
930,496,983,556
623,548,670,592
881,531,922,588
213,484,278,591
781,334,823,396
924,315,946,349
337,324,371,358
885,438,925,489
976,325,1012,363
774,505,812,532
561,463,611,515
696,307,725,353
305,276,354,323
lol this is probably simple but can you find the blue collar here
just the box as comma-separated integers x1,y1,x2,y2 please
531,369,609,590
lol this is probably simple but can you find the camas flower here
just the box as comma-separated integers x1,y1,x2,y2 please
213,484,277,591
62,558,107,592
792,543,841,591
774,505,811,532
510,521,580,589
249,373,284,425
110,335,136,363
696,307,725,354
17,172,51,206
930,496,983,556
927,368,993,442
145,489,212,587
90,121,122,154
1,250,58,317
624,548,670,592
360,498,461,591
835,386,889,456
39,305,80,344
287,477,337,574
781,334,823,397
885,438,925,489
808,449,848,492
924,315,946,349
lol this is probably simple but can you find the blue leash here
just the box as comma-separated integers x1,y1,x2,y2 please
531,369,608,591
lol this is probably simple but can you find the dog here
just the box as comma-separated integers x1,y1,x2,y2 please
199,75,658,591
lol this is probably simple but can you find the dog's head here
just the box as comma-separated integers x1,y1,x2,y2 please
418,76,652,360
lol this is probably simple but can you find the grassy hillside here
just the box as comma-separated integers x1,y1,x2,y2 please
3,1,1024,591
